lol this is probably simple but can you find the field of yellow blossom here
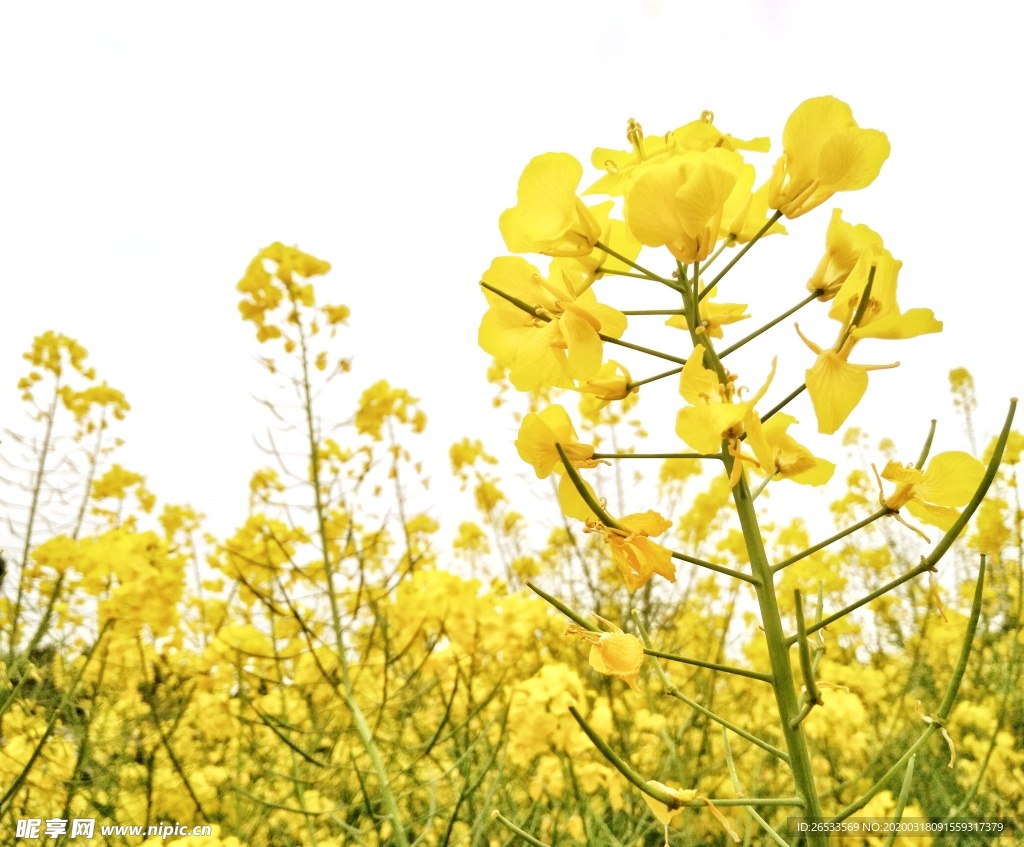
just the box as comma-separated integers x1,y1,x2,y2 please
2,97,1022,847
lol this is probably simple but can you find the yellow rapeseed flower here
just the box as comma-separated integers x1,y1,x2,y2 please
768,96,890,218
499,153,602,256
590,510,676,592
875,451,985,539
566,615,645,691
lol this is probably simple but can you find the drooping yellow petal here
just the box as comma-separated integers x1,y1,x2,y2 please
806,351,869,435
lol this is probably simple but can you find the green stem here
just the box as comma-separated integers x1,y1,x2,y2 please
592,452,717,460
772,509,889,574
556,443,623,530
697,237,735,276
793,591,821,722
296,303,408,847
832,556,986,822
719,291,822,358
760,384,807,424
644,647,773,684
730,467,827,840
525,581,596,632
490,812,553,847
621,309,686,316
594,239,677,287
794,397,1016,643
481,279,688,365
881,756,916,847
670,550,759,585
627,365,683,390
699,210,783,301
568,705,681,805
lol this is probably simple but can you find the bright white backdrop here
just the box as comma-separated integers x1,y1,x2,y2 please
1,1,1020,545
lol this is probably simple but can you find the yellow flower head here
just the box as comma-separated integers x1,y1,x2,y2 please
478,256,626,391
798,249,942,434
768,96,890,218
676,346,775,454
591,510,676,592
875,451,984,539
499,153,602,256
566,615,645,691
515,405,597,479
587,113,769,197
744,412,835,486
665,288,749,339
625,148,746,264
576,361,636,411
808,209,885,300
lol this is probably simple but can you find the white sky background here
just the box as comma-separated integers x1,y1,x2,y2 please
1,1,1021,550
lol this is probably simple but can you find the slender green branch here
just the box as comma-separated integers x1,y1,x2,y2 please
794,397,1016,643
644,648,773,684
665,690,790,764
719,291,822,358
881,756,916,847
697,237,735,276
722,732,794,847
627,365,683,390
621,309,686,316
479,280,538,315
832,556,986,821
837,267,876,349
600,333,687,365
760,384,807,424
633,614,789,766
592,452,718,460
594,269,660,281
772,509,889,574
699,211,783,301
490,812,553,847
914,419,937,469
525,580,596,632
556,443,623,530
793,591,821,721
594,239,676,286
568,704,680,804
670,550,760,585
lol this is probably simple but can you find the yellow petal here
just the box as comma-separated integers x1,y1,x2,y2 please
806,351,868,435
916,451,984,507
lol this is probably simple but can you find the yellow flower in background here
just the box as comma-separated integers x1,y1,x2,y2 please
515,405,597,478
624,148,745,264
744,412,835,486
665,289,749,339
768,96,890,217
876,451,984,534
499,153,602,256
566,615,645,691
591,510,676,592
676,346,775,454
807,209,885,300
478,256,626,391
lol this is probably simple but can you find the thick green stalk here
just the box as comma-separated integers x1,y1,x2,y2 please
730,468,828,843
